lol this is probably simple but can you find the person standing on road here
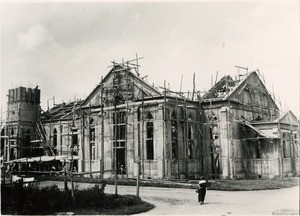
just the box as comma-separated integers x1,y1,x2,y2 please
196,176,208,205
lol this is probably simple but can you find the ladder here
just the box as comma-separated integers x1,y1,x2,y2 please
36,122,55,156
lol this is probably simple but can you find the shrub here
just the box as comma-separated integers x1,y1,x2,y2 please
74,184,106,208
1,182,153,215
23,184,72,214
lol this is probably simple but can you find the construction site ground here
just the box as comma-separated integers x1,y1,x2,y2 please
39,180,299,215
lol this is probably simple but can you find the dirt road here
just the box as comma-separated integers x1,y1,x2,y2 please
40,181,299,215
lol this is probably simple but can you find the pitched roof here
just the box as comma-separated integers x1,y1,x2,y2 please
201,75,237,100
81,64,162,107
273,110,299,124
201,71,278,110
243,120,279,139
41,100,83,121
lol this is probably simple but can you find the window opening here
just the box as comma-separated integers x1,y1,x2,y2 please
256,141,261,158
113,111,126,174
72,128,78,156
90,118,96,160
1,129,4,154
146,112,154,160
187,114,193,159
53,128,58,155
171,111,178,159
25,129,31,158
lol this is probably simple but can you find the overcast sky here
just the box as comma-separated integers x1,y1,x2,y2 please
1,1,299,117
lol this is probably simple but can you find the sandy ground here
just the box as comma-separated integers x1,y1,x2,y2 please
40,181,299,215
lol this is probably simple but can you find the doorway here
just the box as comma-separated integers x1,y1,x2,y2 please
115,148,126,174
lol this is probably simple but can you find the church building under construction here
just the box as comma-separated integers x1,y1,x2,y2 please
1,59,299,180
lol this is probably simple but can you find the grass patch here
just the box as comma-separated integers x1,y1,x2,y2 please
44,175,300,191
1,183,154,215
208,177,300,191
74,195,154,215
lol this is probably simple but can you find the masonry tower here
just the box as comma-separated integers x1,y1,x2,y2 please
3,86,41,161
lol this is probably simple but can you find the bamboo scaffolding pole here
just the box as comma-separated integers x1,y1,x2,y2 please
141,86,145,179
163,80,166,178
70,97,76,207
137,106,141,195
113,65,118,195
184,97,189,179
192,73,195,100
125,62,129,179
89,102,92,178
175,94,180,179
100,76,104,178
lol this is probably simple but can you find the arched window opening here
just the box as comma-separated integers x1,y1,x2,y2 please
1,129,5,153
137,107,141,122
113,111,126,174
53,128,58,155
188,114,193,159
11,129,14,136
211,125,218,140
146,112,154,160
25,129,31,158
72,130,78,156
256,141,261,159
282,140,287,158
171,111,178,159
90,118,96,160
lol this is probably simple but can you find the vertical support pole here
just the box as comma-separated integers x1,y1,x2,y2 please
136,105,140,196
100,76,104,178
70,132,76,206
192,73,195,100
70,98,76,206
60,119,63,155
8,121,11,162
89,102,92,178
278,120,283,177
113,66,118,195
259,139,263,178
114,105,118,195
141,87,145,179
290,117,296,176
137,107,141,196
163,80,166,178
175,95,180,179
17,124,19,159
180,74,183,95
228,98,234,179
136,102,140,197
81,114,85,173
63,161,68,191
125,65,129,178
209,99,215,179
184,98,189,179
67,116,70,156
136,155,140,197
3,122,7,163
